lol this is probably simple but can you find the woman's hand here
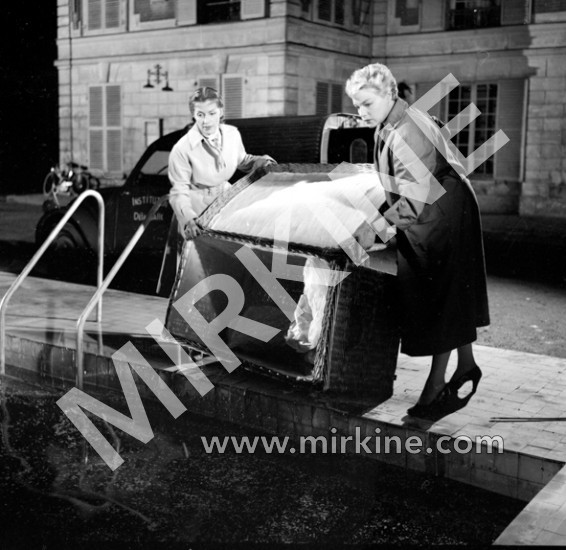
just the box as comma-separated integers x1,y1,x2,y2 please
354,224,376,249
183,218,202,240
252,155,277,170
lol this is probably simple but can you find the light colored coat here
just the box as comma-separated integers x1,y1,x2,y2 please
168,123,259,227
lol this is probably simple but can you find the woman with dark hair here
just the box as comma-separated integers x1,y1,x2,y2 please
168,87,276,240
346,63,489,418
397,81,414,105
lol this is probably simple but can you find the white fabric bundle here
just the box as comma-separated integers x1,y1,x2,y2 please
207,171,386,250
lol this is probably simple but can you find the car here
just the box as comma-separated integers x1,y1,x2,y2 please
35,114,375,295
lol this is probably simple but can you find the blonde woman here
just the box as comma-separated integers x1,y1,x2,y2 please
346,63,489,418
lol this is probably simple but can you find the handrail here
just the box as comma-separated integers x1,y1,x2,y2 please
75,194,170,390
0,190,105,375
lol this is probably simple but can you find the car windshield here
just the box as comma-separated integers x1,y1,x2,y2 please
139,149,170,175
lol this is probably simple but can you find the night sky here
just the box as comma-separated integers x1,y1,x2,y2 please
1,3,58,195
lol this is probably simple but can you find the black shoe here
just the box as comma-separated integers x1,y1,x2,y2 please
407,386,450,418
448,366,482,396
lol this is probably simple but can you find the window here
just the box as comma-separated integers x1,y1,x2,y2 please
396,0,420,26
315,0,344,25
135,0,175,21
316,82,343,115
71,0,82,30
197,0,265,24
130,0,176,28
445,83,497,176
144,118,164,147
448,0,501,30
89,85,122,173
85,0,123,31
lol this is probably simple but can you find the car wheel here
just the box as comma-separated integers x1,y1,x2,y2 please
40,224,95,284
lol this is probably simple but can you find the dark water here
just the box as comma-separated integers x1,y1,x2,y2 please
0,377,523,548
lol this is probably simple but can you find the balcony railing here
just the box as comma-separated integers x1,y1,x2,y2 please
448,6,501,30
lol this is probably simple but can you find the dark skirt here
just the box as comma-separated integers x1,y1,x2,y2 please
396,174,490,356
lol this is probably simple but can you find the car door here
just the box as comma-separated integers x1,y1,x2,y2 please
111,147,173,256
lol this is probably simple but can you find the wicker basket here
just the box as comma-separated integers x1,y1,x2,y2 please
165,164,399,399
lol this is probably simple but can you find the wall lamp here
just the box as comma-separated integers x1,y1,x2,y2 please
143,64,173,91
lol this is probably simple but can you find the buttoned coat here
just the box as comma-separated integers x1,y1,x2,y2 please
376,99,490,356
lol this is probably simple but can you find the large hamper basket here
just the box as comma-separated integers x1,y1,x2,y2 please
165,164,400,400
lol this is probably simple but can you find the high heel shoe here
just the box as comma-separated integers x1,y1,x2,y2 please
407,386,450,418
448,366,482,396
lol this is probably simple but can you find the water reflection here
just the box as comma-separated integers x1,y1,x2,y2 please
0,377,523,546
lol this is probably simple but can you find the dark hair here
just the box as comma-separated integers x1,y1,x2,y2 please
188,86,224,114
397,81,412,101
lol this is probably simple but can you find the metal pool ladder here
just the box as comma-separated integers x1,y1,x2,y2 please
0,190,105,375
75,194,170,390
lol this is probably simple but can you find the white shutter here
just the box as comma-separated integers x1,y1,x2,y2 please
198,76,220,91
89,86,104,127
106,85,121,126
316,82,329,115
106,85,122,172
177,0,197,25
331,83,342,113
501,0,532,25
90,130,104,170
105,0,121,28
89,85,122,172
88,0,103,30
495,79,525,181
106,129,122,172
241,0,265,20
222,75,244,119
421,0,444,31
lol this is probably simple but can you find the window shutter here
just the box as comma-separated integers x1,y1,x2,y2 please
89,85,122,172
105,0,121,28
90,130,104,170
316,82,329,115
88,0,103,30
494,79,525,181
352,0,362,25
318,0,332,21
106,129,122,172
177,0,197,25
331,84,342,113
241,0,265,20
89,86,104,127
501,0,532,25
106,85,121,126
223,75,244,119
334,1,344,24
421,0,444,31
198,76,220,91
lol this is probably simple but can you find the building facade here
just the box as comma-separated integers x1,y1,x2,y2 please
56,0,566,216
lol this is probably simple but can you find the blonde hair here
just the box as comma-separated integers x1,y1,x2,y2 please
345,63,398,100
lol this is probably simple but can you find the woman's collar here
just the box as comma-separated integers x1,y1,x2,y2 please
382,98,409,128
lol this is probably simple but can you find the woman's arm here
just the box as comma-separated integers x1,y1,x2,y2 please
382,119,441,230
168,143,200,236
